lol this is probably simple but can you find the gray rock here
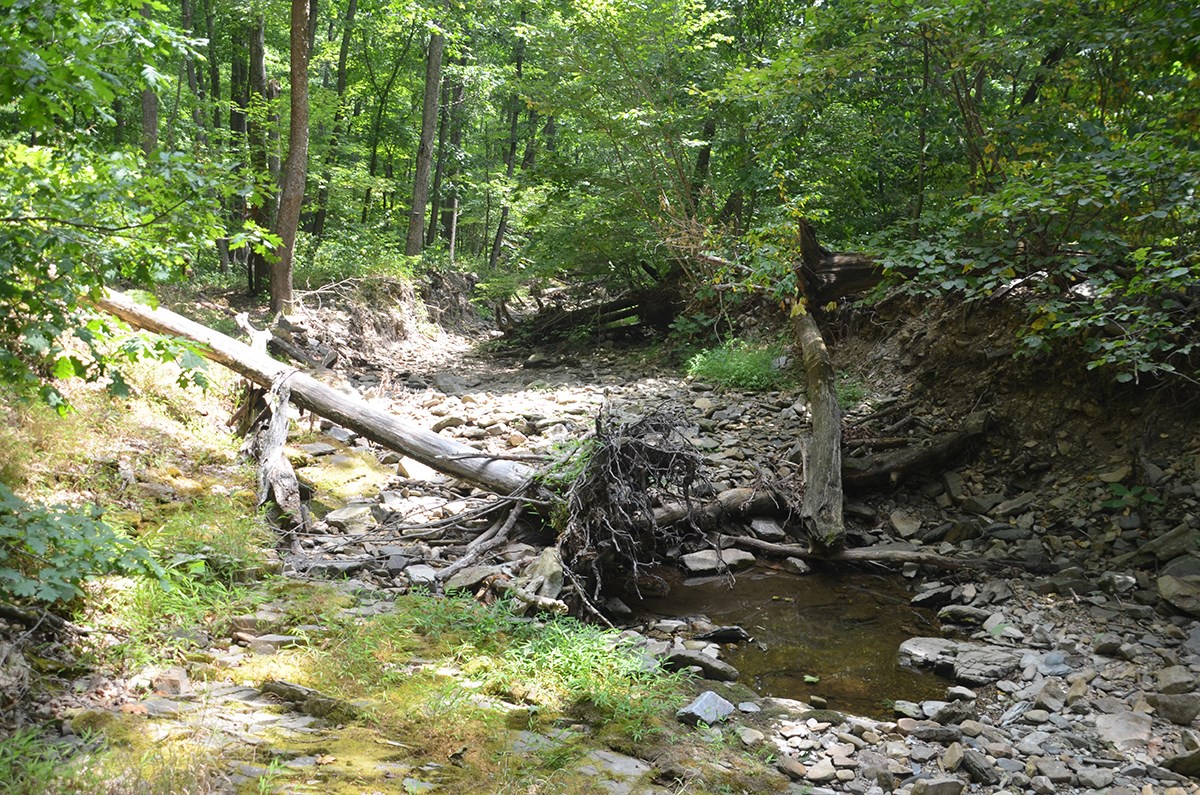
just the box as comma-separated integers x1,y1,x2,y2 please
1094,710,1153,749
910,777,965,795
777,754,807,780
680,548,755,574
248,634,304,652
325,426,357,443
1164,747,1200,777
677,691,735,726
663,650,739,682
937,605,991,625
806,758,837,782
960,493,1004,514
575,748,651,790
953,647,1024,685
961,748,999,785
890,509,922,538
431,415,466,432
1161,575,1200,617
323,505,377,533
941,742,963,771
737,726,765,746
1075,767,1116,789
911,586,955,610
308,559,365,578
1092,631,1128,657
750,517,787,541
1148,692,1200,725
1035,758,1072,783
405,564,438,587
444,565,503,593
1030,774,1056,795
298,442,337,456
1034,679,1067,713
784,557,812,575
993,492,1035,518
896,718,962,744
152,666,193,697
520,547,564,600
1158,665,1197,695
930,700,976,725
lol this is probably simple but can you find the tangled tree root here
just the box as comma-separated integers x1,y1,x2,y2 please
557,405,709,618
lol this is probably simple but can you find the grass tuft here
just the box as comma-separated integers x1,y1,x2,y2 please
686,338,795,392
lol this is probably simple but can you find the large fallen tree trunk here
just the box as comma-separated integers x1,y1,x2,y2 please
843,412,989,493
94,289,541,498
507,285,681,341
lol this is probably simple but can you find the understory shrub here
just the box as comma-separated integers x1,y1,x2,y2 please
686,338,794,391
0,484,160,604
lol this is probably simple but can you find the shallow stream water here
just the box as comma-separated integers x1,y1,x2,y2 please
638,569,949,717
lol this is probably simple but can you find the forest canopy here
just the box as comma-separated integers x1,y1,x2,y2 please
1,0,1197,389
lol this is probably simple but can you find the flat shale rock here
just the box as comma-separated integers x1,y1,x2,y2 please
677,691,734,726
663,650,739,682
680,548,756,574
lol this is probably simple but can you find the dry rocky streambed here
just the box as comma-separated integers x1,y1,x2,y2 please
30,311,1200,795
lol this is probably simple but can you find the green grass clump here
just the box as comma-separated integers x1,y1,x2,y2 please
0,729,67,795
686,338,794,391
836,374,868,410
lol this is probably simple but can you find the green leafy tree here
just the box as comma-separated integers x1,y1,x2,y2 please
0,0,245,403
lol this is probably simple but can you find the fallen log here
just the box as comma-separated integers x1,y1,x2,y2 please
508,285,681,340
843,412,988,493
719,535,1049,574
94,289,542,499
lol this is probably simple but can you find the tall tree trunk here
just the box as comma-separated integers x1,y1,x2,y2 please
690,117,716,215
311,0,357,240
247,15,271,295
425,78,450,247
203,0,221,130
487,11,526,271
140,4,158,154
405,30,444,256
180,0,206,137
229,23,251,272
439,60,466,260
271,0,312,315
360,24,414,224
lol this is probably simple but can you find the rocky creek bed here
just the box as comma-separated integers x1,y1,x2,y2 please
11,298,1200,794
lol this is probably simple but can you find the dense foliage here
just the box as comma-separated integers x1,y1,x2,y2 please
3,0,1196,387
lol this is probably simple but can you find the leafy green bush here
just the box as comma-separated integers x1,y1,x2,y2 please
686,339,794,391
296,229,416,287
0,484,161,603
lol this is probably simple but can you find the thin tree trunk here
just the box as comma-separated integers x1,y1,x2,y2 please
203,0,221,130
425,78,450,247
360,25,414,224
439,61,466,259
690,118,716,215
487,12,525,271
247,15,271,295
405,30,444,256
271,0,312,315
311,0,356,240
180,0,206,137
140,4,158,154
